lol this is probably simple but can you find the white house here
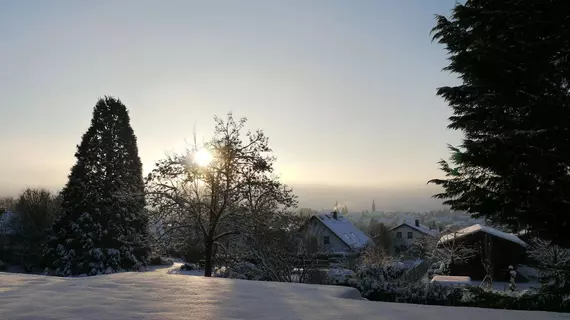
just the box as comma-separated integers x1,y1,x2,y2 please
389,219,438,254
304,212,372,254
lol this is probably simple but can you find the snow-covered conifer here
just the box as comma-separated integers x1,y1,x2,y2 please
44,97,149,276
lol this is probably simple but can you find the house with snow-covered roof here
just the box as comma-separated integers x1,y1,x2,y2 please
437,224,527,281
302,211,372,254
389,219,438,254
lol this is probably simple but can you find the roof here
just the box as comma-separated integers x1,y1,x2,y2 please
312,214,371,249
389,221,438,237
438,224,527,247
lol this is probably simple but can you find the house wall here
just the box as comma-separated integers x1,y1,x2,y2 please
306,218,349,253
389,225,429,253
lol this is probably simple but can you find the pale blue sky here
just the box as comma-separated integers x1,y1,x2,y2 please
0,0,461,211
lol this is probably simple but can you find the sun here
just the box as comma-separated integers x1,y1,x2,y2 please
194,148,213,167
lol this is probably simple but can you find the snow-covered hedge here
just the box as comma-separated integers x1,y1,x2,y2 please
329,264,569,312
465,286,570,312
215,262,269,281
325,267,356,286
180,263,198,271
326,262,465,306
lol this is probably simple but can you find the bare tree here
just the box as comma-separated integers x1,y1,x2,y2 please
146,113,296,276
368,221,392,253
428,232,477,275
0,196,15,212
479,234,493,289
0,210,13,262
11,188,61,271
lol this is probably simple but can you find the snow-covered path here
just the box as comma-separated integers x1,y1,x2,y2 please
1,267,568,320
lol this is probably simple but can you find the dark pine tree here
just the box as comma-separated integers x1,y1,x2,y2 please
45,97,150,276
429,1,570,246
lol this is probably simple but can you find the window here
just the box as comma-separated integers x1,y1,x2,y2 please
323,236,330,245
407,232,413,239
396,232,402,239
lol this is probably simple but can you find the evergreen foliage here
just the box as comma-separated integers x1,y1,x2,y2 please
44,97,149,276
429,0,570,246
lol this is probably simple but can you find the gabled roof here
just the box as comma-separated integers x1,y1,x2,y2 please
390,221,438,237
438,224,527,247
311,214,371,249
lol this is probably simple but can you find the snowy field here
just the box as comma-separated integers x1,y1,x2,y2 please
1,265,568,320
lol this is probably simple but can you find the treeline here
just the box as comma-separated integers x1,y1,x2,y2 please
1,96,306,278
0,189,60,271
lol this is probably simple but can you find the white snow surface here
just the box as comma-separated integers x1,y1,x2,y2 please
315,214,371,248
2,266,568,320
439,224,527,247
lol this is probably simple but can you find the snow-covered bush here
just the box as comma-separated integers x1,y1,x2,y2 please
465,286,570,312
360,280,464,305
215,262,268,281
326,267,356,286
180,263,198,271
424,283,465,306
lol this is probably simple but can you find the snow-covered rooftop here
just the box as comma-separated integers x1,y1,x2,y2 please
0,267,563,319
389,220,439,237
439,224,527,247
314,214,371,249
430,275,472,286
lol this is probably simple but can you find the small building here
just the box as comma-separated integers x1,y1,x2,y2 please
438,224,527,281
389,219,438,254
303,212,372,254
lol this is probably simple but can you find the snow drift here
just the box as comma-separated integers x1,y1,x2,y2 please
0,269,566,320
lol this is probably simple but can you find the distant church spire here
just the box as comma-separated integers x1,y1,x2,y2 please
372,200,376,213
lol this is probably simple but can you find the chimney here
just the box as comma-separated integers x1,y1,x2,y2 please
415,219,420,227
332,211,338,220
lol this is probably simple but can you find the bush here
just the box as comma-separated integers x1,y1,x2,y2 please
465,286,570,312
149,256,163,265
326,267,355,285
181,263,197,271
215,262,269,281
326,261,466,306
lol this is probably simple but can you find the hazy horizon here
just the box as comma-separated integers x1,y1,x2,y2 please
0,180,446,213
1,1,461,211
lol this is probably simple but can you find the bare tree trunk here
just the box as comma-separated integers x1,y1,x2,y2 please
204,238,214,277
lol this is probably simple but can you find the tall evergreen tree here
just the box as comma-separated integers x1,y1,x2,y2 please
429,1,570,246
45,97,149,276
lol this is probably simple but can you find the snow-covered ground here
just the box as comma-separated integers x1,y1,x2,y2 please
0,264,567,320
